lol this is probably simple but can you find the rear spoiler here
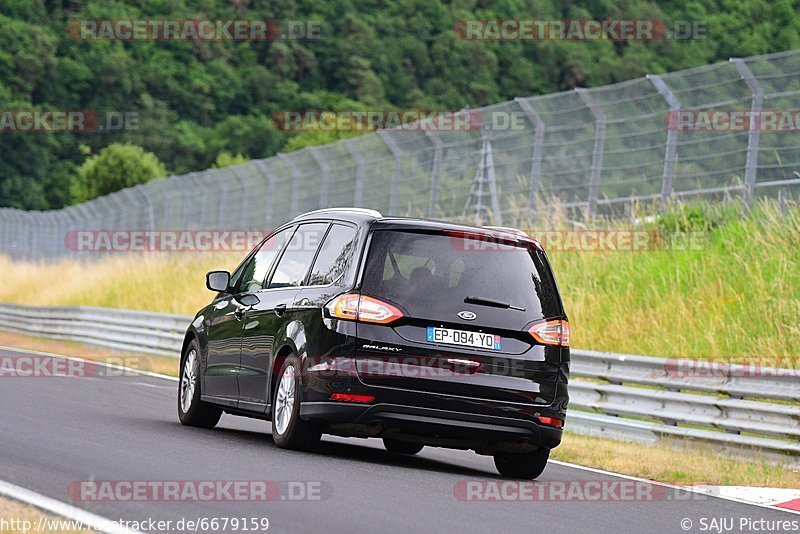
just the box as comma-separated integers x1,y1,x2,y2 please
483,226,544,251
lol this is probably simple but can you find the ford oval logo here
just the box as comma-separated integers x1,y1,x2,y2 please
457,310,477,320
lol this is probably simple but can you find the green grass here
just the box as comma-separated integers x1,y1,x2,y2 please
548,201,800,361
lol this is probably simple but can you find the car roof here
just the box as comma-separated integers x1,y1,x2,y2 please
291,208,531,239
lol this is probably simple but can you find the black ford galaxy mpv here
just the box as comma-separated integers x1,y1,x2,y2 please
179,208,569,479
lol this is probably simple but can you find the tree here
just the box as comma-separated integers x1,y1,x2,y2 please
212,152,250,168
73,143,167,202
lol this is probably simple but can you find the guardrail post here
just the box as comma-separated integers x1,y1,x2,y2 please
515,98,545,220
254,160,276,228
377,130,403,215
308,147,330,209
731,58,764,208
344,140,366,207
576,88,607,218
278,153,302,216
423,131,443,217
648,74,681,211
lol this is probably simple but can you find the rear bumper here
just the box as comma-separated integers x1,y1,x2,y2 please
299,401,563,452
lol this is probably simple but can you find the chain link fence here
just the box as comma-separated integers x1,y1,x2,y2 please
2,48,800,260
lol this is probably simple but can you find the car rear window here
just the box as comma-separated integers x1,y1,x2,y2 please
361,229,563,320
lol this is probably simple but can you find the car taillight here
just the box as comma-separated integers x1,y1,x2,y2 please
529,319,570,347
330,392,375,403
326,293,404,325
537,416,564,429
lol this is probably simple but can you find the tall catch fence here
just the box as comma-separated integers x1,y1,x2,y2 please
2,49,800,260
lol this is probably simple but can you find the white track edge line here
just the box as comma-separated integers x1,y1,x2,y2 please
0,479,143,534
550,460,800,516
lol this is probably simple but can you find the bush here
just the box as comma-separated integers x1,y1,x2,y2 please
657,202,741,233
212,152,250,168
73,143,167,202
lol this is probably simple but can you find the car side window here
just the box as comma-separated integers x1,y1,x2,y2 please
268,223,330,289
233,227,295,293
307,224,358,286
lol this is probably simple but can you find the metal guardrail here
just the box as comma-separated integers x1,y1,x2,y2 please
0,303,797,465
0,303,188,355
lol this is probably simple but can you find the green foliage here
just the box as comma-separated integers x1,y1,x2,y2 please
212,152,250,168
657,202,742,232
2,0,800,209
73,143,167,202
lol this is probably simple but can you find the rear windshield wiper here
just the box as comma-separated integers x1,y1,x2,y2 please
464,295,525,312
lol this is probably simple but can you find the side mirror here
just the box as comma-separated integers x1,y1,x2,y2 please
206,271,231,292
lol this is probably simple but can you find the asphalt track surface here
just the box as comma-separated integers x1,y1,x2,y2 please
1,347,797,534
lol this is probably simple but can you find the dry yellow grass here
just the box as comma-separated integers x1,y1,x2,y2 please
0,496,90,533
0,252,240,315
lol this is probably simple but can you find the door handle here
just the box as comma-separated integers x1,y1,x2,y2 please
274,303,287,317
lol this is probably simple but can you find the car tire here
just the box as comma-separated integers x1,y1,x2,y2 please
272,355,321,451
493,448,550,479
178,338,222,428
382,438,424,455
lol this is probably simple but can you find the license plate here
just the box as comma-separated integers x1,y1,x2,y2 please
426,326,501,350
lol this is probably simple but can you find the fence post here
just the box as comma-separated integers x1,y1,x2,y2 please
779,187,788,216
377,130,403,214
278,153,302,216
648,74,681,211
57,210,72,259
181,173,201,229
228,166,249,228
0,209,6,257
515,98,545,220
463,131,502,225
308,147,330,209
344,140,365,207
10,210,22,258
254,160,276,228
133,185,156,231
423,131,443,217
576,88,606,218
731,58,764,207
63,206,77,257
44,212,57,260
